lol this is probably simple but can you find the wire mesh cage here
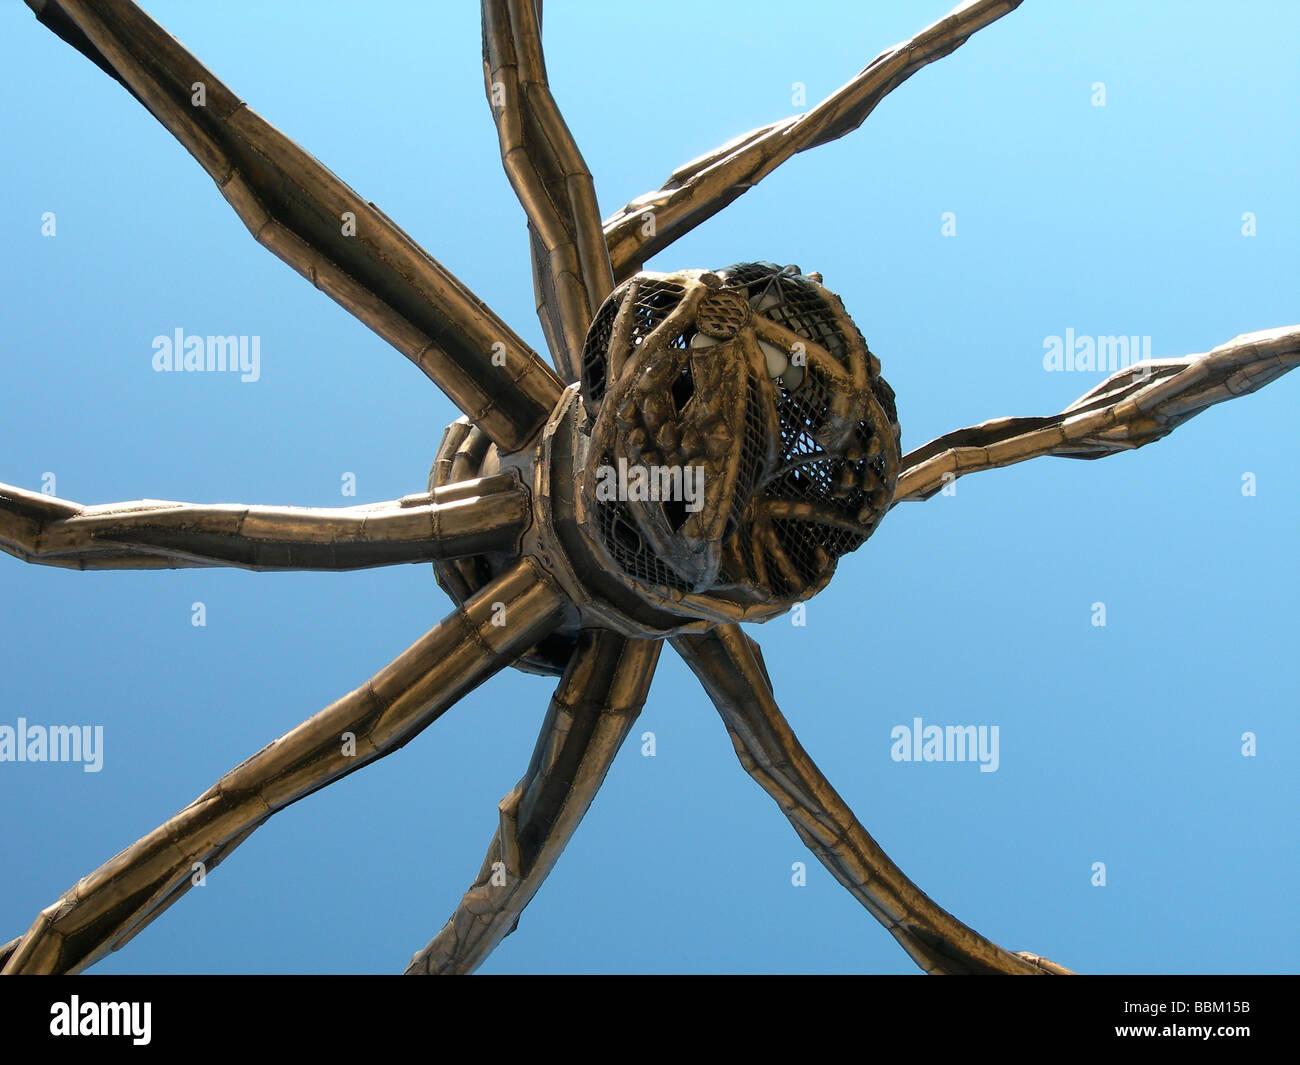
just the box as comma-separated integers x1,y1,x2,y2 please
580,262,902,605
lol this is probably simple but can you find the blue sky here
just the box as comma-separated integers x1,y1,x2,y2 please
0,0,1295,974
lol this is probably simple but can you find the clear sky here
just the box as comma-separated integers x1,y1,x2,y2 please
0,0,1295,974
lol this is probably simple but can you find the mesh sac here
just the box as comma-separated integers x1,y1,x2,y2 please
581,264,899,602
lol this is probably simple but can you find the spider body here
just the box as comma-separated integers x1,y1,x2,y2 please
431,261,902,674
579,264,900,607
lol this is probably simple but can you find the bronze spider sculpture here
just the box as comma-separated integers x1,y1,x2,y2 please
1,0,1295,975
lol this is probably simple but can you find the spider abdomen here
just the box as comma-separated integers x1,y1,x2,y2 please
577,262,901,614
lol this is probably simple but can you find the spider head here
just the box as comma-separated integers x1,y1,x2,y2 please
576,263,901,616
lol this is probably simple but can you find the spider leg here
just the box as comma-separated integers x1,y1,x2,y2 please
483,0,614,381
406,629,660,974
602,0,1021,280
673,624,1070,975
0,474,528,571
0,558,568,974
893,325,1300,503
26,0,564,453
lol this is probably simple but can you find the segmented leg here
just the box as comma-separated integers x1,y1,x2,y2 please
893,325,1300,503
483,0,614,380
0,474,528,571
602,0,1022,280
406,630,660,973
27,0,564,452
1,559,567,974
673,624,1069,975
